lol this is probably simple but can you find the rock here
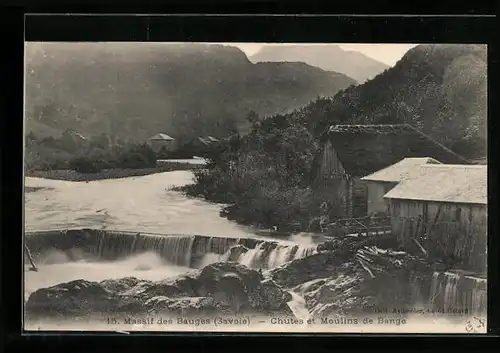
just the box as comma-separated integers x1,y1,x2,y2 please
224,245,249,262
25,279,116,318
100,277,146,293
25,262,295,319
303,261,413,319
291,278,329,296
261,279,292,310
146,296,232,316
265,249,355,289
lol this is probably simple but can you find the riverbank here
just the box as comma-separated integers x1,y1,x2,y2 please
25,162,204,182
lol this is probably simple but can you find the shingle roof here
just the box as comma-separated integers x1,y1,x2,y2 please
149,133,174,141
361,157,442,182
383,164,487,205
324,124,469,177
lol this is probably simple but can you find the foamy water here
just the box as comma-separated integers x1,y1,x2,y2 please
24,172,314,300
25,171,260,236
24,251,191,299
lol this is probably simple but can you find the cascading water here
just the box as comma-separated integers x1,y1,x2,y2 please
238,242,317,269
26,229,317,271
443,272,460,312
428,271,487,315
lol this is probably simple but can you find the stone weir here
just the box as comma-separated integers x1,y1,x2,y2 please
24,229,317,270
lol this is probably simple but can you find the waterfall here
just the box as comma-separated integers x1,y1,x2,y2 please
443,272,460,312
238,242,317,269
25,229,318,271
428,271,487,316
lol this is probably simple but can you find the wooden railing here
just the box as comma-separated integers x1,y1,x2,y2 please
325,216,391,236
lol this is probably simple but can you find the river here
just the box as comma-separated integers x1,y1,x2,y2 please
24,171,315,300
24,170,260,236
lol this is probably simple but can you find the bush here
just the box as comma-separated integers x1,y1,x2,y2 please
69,157,102,173
65,143,157,173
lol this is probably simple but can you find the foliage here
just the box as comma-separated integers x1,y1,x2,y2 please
25,132,157,173
186,44,487,230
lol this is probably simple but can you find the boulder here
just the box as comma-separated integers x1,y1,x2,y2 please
25,262,295,319
261,279,293,310
265,249,356,289
145,296,232,316
303,248,429,319
224,245,249,262
25,279,116,318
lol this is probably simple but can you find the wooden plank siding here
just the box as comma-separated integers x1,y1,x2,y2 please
365,181,397,216
388,199,487,273
315,141,369,218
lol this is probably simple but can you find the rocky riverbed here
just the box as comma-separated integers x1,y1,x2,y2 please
25,235,439,324
26,262,293,320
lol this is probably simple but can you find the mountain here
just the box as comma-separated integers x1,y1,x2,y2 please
249,45,390,83
275,44,487,160
25,42,356,143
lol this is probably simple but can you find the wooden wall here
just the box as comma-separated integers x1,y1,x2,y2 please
388,199,487,273
366,181,397,216
317,140,348,185
315,141,370,218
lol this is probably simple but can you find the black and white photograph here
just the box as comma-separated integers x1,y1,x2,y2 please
23,41,487,333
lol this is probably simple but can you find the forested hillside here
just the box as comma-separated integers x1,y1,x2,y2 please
25,42,356,143
186,44,488,230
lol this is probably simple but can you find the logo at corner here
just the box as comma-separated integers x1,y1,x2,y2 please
465,317,485,333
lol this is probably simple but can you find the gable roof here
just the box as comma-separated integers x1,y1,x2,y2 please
361,157,442,182
325,124,469,177
149,133,174,141
384,164,487,205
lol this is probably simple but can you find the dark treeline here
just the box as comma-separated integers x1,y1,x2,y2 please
25,132,157,173
183,44,487,231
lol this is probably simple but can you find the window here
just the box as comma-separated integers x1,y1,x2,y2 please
455,207,462,222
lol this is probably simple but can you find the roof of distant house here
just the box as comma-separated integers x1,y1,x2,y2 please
324,124,469,177
361,157,442,182
149,133,175,141
384,164,487,205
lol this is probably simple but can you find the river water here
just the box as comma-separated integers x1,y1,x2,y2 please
24,171,315,301
24,171,260,236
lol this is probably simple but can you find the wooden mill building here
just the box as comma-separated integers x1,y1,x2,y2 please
313,124,468,219
384,164,487,272
361,157,442,216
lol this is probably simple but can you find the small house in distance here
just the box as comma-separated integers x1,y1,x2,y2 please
314,124,468,219
147,133,176,153
361,157,442,216
384,164,487,272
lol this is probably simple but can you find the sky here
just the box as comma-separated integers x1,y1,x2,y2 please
217,43,419,66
